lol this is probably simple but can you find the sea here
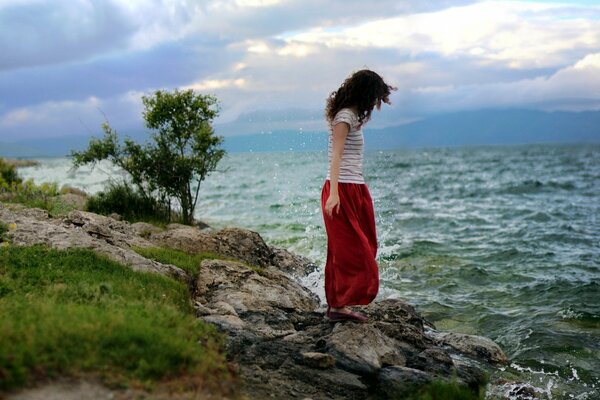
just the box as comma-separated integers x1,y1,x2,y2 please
17,143,600,399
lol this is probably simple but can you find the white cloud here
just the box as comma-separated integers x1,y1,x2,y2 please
406,52,600,113
281,1,600,69
187,78,247,91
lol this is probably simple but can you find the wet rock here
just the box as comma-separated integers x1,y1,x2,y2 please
433,331,508,365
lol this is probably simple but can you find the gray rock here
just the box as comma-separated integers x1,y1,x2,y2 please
270,246,318,277
433,331,508,365
195,259,319,317
151,226,320,276
407,348,455,375
376,366,433,399
326,322,407,375
130,222,163,237
300,352,336,369
0,205,187,282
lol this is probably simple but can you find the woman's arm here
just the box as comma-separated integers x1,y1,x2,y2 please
325,121,349,217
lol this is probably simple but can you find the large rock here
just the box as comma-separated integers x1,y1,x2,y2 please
0,205,187,282
270,246,318,277
195,259,319,338
150,226,318,278
431,331,508,365
326,323,406,375
376,366,433,399
151,227,273,268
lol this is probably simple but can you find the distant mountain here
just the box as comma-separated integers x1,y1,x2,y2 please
224,109,600,152
1,109,599,158
367,109,600,149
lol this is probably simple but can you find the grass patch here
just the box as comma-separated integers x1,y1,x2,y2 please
0,245,231,391
403,380,485,400
134,246,268,279
134,247,221,279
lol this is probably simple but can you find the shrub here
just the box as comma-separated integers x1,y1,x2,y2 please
86,181,174,224
0,158,22,188
72,89,225,225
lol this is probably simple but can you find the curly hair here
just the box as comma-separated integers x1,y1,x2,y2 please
325,69,396,126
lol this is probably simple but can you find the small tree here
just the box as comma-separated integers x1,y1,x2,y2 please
72,89,225,225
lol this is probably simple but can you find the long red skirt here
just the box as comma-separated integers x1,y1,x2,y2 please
321,180,379,308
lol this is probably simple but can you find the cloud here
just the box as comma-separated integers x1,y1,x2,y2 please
403,52,600,113
281,1,600,69
0,0,134,70
0,93,144,141
2,0,600,141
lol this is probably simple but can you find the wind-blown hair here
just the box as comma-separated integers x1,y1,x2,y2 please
326,69,396,126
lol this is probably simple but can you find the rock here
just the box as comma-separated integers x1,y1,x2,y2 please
271,246,318,276
326,322,406,375
406,348,455,375
300,352,336,369
195,259,319,317
211,228,274,268
5,379,114,400
432,331,508,365
151,226,320,275
376,366,433,399
0,205,188,282
130,222,163,237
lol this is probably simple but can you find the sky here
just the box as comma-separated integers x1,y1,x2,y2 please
1,0,600,141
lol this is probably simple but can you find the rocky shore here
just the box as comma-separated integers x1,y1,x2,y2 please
0,202,508,399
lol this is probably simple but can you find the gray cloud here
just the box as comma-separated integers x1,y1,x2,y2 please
0,1,134,71
1,0,600,142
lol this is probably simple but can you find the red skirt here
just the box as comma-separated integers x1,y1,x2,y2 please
321,180,379,308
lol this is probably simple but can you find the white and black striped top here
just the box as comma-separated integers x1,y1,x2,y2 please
326,108,365,184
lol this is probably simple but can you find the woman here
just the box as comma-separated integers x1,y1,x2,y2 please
322,69,396,322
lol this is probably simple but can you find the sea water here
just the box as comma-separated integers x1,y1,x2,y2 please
18,144,600,399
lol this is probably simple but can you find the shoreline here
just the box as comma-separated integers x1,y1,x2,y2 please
0,202,517,399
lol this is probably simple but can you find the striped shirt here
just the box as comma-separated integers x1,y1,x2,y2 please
326,108,365,184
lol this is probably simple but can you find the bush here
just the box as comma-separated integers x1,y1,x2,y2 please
0,158,22,188
86,181,174,224
72,89,225,225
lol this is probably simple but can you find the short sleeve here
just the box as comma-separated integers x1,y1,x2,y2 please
332,109,356,129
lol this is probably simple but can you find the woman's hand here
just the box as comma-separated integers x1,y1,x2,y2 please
325,192,340,217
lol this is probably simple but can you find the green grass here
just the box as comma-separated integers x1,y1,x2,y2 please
0,245,230,391
133,247,221,279
134,246,268,279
